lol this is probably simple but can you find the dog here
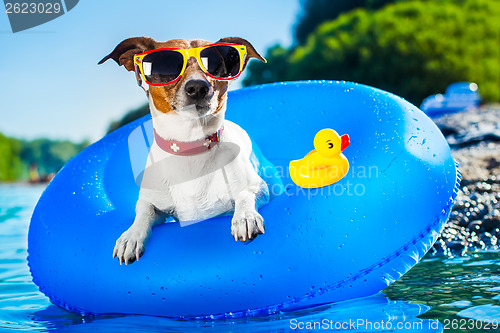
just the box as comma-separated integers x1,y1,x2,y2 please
99,37,269,264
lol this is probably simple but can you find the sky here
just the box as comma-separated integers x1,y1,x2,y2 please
0,0,300,142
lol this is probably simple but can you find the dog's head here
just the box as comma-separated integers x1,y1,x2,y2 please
99,37,266,119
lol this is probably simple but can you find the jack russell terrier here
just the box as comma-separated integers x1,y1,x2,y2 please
99,37,269,264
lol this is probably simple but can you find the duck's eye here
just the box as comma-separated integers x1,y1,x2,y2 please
327,140,334,149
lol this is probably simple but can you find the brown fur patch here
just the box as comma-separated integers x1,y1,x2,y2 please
148,39,198,114
149,86,177,113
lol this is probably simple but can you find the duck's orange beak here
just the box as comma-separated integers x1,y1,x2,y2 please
340,134,350,151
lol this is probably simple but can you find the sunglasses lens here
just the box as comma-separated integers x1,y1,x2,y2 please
200,45,241,79
142,51,184,84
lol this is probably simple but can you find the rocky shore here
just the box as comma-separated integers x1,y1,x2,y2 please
431,104,500,255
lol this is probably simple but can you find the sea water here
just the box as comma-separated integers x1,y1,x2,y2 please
1,184,500,332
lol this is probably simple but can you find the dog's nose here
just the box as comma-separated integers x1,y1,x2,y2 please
185,80,212,100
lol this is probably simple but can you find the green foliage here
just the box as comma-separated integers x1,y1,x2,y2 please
19,139,89,176
294,0,469,45
244,45,291,87
107,104,149,134
0,132,89,182
246,0,500,104
0,134,24,181
295,0,398,45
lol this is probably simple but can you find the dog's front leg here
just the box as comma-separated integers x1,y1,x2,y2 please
113,200,164,264
231,189,266,242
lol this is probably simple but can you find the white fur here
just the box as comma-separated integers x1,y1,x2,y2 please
113,82,268,264
149,93,223,142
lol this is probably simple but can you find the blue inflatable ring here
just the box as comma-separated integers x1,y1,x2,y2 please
28,81,460,318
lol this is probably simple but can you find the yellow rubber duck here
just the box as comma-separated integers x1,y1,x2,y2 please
289,128,350,188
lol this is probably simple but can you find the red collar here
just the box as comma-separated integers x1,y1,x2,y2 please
153,127,223,156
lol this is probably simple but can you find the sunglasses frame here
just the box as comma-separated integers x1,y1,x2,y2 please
133,43,247,87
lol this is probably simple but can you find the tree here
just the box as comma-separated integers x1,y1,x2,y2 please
107,103,149,134
19,138,89,177
0,134,24,181
246,0,500,105
293,0,500,103
243,45,291,87
294,0,398,45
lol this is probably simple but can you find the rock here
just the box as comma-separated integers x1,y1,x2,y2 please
431,104,500,254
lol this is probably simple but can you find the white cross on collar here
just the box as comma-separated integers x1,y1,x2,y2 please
170,143,180,152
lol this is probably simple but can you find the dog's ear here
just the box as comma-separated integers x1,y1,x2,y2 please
217,37,267,70
98,37,157,71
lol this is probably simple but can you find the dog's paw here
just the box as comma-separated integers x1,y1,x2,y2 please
113,226,147,265
231,209,265,242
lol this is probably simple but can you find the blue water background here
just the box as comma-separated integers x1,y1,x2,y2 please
2,184,500,332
